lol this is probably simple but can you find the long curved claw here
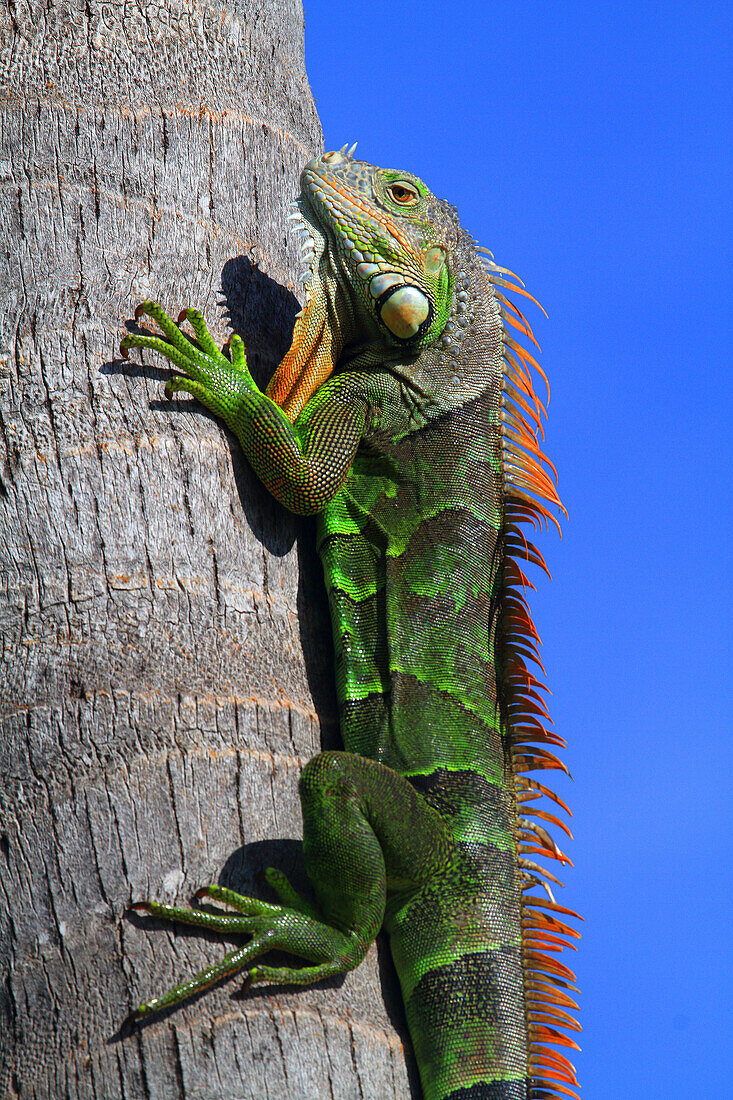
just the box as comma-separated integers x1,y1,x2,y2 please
131,898,256,934
120,333,195,376
131,941,259,1020
195,883,287,917
134,301,200,358
177,306,229,362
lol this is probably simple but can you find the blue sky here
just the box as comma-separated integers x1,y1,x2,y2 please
303,2,731,1095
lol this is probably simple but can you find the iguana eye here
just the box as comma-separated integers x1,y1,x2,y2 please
387,183,419,206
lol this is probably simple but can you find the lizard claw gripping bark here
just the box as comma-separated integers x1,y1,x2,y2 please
123,146,579,1100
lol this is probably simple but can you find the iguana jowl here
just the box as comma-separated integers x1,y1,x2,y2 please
121,146,580,1100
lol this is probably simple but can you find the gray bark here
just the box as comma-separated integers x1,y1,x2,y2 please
0,0,413,1095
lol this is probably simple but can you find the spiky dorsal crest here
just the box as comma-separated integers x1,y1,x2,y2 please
479,246,582,1100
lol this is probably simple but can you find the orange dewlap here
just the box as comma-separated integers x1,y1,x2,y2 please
266,294,342,420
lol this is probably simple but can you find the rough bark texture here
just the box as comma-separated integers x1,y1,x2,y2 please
0,0,413,1095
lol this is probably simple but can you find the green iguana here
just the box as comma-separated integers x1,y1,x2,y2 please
121,145,580,1100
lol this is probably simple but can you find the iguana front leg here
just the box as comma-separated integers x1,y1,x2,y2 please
121,302,363,515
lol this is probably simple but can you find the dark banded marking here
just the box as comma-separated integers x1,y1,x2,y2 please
406,947,523,1022
340,675,504,780
402,950,528,1100
408,767,510,820
445,1082,530,1100
323,506,500,615
389,875,522,1006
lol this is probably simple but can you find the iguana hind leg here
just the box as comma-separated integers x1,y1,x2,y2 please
130,751,453,1019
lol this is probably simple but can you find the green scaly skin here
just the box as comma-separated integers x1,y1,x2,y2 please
121,147,573,1100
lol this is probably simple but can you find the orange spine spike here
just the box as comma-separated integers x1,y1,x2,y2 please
488,273,549,317
491,263,579,1092
505,335,551,401
523,898,584,921
517,859,566,888
522,808,574,839
528,1025,581,1052
516,777,572,816
525,985,580,1012
529,1050,578,1078
530,1078,576,1095
500,306,542,350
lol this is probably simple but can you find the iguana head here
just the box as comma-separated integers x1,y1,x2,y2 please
298,145,455,349
268,145,470,419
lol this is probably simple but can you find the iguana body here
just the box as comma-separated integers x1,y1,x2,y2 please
122,147,579,1100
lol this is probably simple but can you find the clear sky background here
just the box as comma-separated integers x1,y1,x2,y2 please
303,2,731,1096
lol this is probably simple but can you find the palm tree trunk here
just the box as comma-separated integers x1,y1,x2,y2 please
0,0,411,1093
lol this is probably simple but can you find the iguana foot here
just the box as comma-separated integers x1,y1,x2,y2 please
121,302,256,429
129,877,368,1020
